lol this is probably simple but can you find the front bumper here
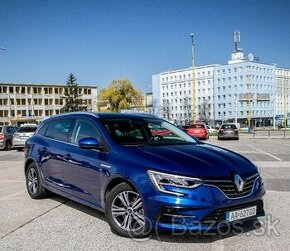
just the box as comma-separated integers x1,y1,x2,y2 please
142,178,265,232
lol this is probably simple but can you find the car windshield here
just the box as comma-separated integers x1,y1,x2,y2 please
17,126,38,133
100,118,197,146
221,124,237,129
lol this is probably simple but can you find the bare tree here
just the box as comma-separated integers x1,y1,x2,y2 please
161,99,172,121
199,100,210,124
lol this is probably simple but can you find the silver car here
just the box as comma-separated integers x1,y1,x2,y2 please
13,126,38,151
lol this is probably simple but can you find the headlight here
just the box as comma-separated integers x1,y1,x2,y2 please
147,170,203,196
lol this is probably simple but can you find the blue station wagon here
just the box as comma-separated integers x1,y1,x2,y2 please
24,112,265,237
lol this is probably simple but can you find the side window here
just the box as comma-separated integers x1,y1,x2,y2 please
38,122,50,136
45,119,74,143
71,119,101,145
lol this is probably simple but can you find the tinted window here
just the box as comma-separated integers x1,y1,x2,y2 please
190,124,205,129
71,119,102,145
45,119,74,142
0,127,2,133
100,118,196,146
17,127,38,133
221,124,237,129
37,122,50,136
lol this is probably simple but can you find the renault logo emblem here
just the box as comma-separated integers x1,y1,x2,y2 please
234,174,245,192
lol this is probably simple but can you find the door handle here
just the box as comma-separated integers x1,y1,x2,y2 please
39,147,48,153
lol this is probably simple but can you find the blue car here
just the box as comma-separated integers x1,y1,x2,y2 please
24,112,265,237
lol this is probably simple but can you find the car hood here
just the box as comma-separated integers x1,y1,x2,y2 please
135,143,257,179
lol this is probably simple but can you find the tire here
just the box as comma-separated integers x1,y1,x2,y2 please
105,182,148,238
4,140,12,151
25,162,48,199
16,147,24,151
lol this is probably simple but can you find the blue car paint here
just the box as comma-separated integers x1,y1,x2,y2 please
24,112,265,231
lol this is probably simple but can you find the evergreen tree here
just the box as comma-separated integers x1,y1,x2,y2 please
61,73,87,112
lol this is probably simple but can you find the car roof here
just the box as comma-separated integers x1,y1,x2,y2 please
41,112,159,122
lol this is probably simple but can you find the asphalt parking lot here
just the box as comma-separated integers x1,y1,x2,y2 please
0,138,290,250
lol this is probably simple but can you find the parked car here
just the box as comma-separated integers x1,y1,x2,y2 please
25,112,265,238
0,125,18,150
206,125,218,134
218,124,239,140
187,123,209,140
13,125,38,151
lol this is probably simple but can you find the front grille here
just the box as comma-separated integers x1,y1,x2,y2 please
201,200,263,225
204,174,259,198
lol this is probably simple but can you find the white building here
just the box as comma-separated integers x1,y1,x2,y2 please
152,65,218,125
0,82,98,125
275,68,290,126
152,32,290,127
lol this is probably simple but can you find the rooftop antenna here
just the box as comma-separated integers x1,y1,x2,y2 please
234,30,242,52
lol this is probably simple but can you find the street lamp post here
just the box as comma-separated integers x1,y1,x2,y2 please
190,33,197,124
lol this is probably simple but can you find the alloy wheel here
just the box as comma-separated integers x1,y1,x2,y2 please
111,191,145,232
27,167,38,195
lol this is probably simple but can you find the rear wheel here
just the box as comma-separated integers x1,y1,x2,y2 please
105,183,148,238
25,162,48,199
16,147,24,151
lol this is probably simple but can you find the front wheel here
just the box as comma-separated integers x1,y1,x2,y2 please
25,162,48,199
105,183,149,238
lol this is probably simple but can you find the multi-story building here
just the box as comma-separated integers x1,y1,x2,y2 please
0,82,98,125
213,51,276,127
152,65,217,125
275,68,290,126
152,32,290,127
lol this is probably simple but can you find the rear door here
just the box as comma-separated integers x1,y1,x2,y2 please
39,118,74,192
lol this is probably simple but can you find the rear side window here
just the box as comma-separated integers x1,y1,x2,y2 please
45,119,74,142
190,124,205,129
221,124,237,129
17,127,37,133
38,122,50,136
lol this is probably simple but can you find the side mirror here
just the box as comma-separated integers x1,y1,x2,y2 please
78,137,103,150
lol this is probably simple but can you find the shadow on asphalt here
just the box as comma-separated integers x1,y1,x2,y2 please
49,194,262,243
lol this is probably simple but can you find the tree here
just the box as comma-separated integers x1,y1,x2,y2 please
61,73,87,113
199,100,210,124
161,99,172,121
98,79,143,112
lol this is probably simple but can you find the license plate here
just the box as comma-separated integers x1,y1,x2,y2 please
226,206,257,222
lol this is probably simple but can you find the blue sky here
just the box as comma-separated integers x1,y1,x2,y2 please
0,0,290,90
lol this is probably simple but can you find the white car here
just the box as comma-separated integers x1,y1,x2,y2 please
206,125,218,134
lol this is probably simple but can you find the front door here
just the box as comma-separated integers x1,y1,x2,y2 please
63,118,107,205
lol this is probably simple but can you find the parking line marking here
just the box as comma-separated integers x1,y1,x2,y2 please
247,144,282,161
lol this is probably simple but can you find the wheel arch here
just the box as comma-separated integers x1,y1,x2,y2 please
24,157,37,174
102,175,139,206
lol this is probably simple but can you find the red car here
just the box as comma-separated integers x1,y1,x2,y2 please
187,123,209,140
